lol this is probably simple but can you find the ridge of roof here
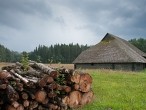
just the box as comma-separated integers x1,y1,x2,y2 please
73,33,146,63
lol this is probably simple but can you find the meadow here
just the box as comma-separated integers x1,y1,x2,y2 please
78,69,146,110
1,63,146,110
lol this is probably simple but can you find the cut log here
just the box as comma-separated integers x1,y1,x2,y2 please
25,76,38,83
10,70,29,84
74,83,80,90
62,96,69,106
43,103,59,110
39,75,54,87
62,86,71,93
27,91,35,100
48,91,57,98
0,62,93,110
7,105,17,110
26,66,41,77
79,81,91,93
0,84,7,89
68,91,82,108
42,98,49,105
71,71,80,83
23,100,29,107
16,83,23,91
11,101,20,108
29,101,38,109
47,82,58,90
79,73,92,92
16,104,24,110
21,92,28,100
33,63,58,78
80,90,94,105
80,73,92,84
35,90,47,103
7,85,19,102
0,71,12,79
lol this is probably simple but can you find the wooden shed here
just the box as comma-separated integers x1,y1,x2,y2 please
73,33,146,71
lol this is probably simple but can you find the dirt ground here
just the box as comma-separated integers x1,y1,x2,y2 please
0,62,74,70
47,63,74,69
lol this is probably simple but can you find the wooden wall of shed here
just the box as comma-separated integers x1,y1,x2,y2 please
114,63,132,71
133,63,145,71
75,63,113,69
74,63,145,71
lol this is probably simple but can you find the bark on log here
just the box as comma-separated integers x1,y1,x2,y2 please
7,85,19,102
10,70,29,84
33,63,58,77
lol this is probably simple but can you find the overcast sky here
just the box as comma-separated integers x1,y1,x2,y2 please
0,0,146,52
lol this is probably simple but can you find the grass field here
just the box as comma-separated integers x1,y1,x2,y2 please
78,69,146,110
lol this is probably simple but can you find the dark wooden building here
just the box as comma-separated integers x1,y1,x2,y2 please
73,33,146,71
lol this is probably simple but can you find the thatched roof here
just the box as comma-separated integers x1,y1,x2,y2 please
73,33,146,63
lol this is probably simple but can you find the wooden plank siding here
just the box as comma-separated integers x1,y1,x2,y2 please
75,63,146,71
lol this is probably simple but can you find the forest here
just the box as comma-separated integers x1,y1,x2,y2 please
0,43,89,63
0,38,146,63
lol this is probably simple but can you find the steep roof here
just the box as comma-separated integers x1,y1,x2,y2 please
73,33,146,63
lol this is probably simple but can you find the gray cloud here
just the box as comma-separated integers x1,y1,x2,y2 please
0,0,146,52
0,0,52,29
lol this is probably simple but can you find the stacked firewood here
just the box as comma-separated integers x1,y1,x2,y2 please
0,62,93,110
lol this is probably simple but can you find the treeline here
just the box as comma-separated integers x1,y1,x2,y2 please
29,43,89,63
0,44,20,62
129,38,146,53
0,38,146,63
0,43,89,63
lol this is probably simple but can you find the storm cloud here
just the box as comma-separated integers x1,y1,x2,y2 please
0,0,146,52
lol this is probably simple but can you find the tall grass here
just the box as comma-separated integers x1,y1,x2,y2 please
78,69,146,110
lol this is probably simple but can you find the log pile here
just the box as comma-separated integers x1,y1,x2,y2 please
0,62,93,110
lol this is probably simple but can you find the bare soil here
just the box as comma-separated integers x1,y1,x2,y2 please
0,63,74,70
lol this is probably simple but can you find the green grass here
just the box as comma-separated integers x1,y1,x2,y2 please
78,69,146,110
